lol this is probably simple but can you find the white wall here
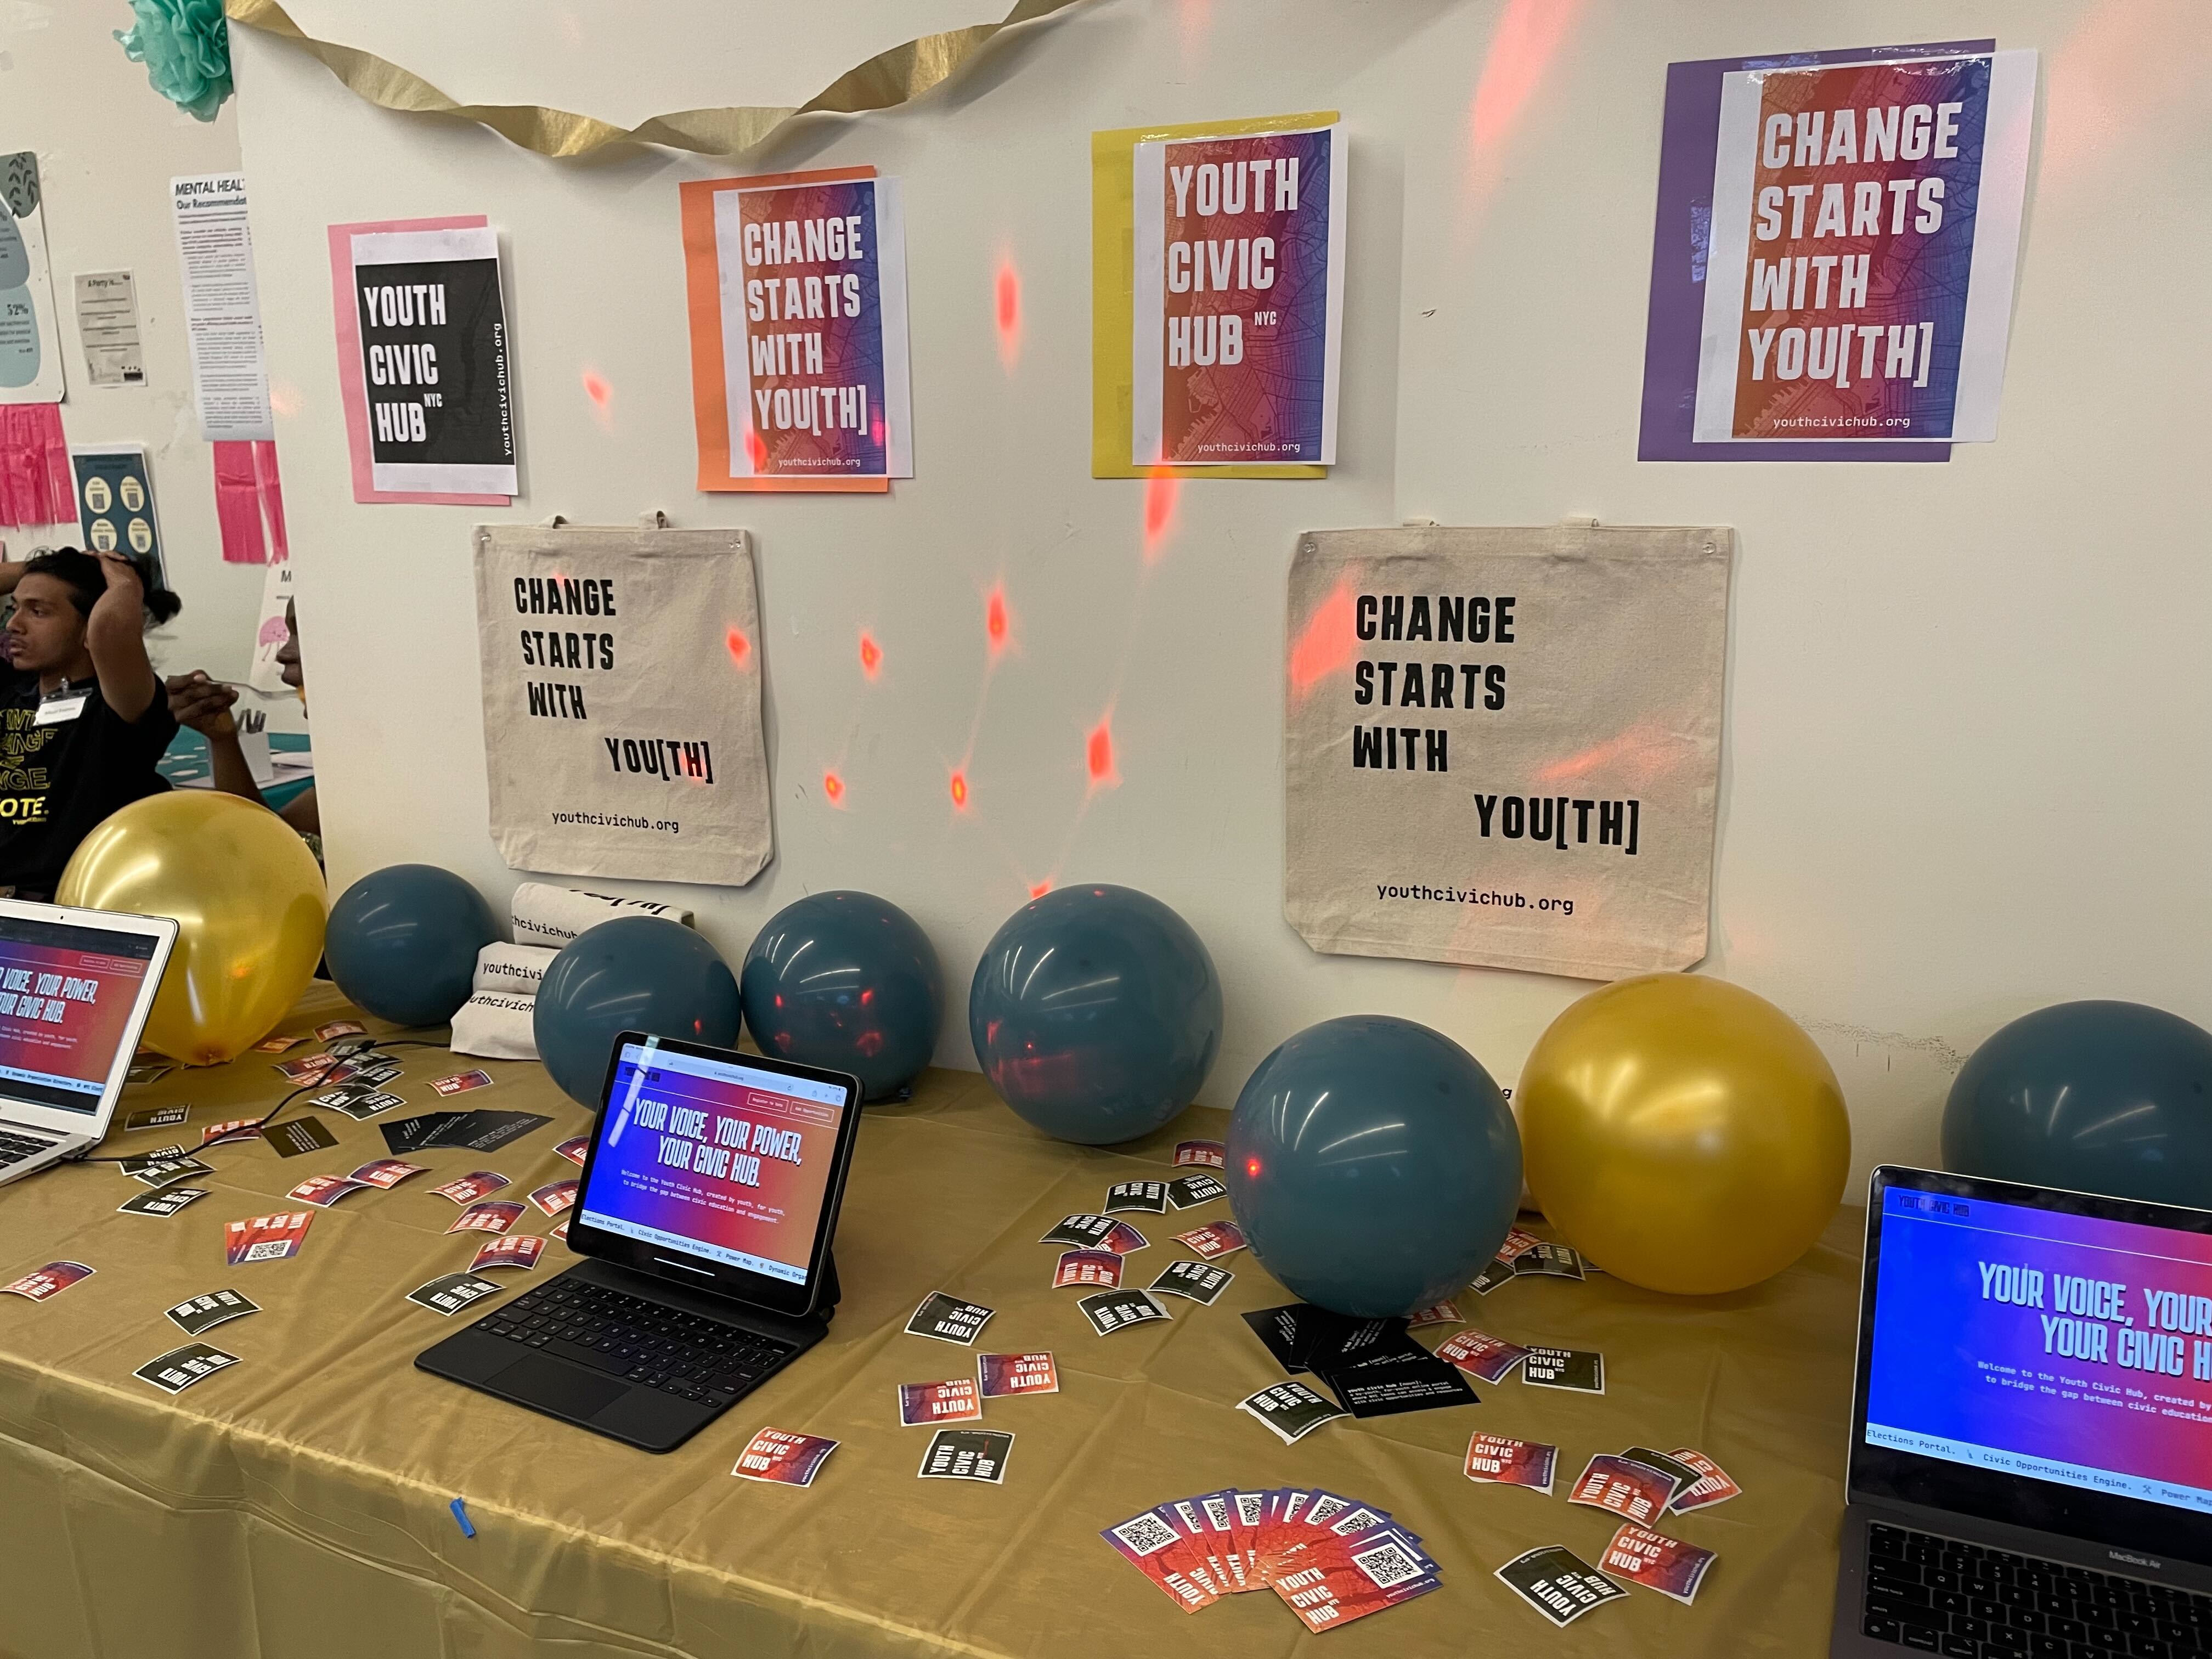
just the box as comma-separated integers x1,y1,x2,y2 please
232,0,2212,1193
1,6,295,708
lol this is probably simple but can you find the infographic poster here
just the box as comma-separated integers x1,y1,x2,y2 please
680,166,912,493
1688,47,2035,448
1131,123,1344,467
0,153,65,405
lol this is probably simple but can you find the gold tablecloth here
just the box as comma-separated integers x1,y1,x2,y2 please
0,988,1861,1658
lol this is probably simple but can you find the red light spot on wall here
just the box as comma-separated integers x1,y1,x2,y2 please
725,628,751,665
1028,882,1051,900
822,769,845,806
1287,578,1358,698
859,631,882,679
1143,468,1179,560
950,770,969,810
742,422,769,472
985,586,1009,656
581,369,614,431
994,259,1022,370
1086,719,1116,787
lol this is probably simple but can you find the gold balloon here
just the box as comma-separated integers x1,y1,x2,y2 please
1520,974,1849,1295
58,792,326,1065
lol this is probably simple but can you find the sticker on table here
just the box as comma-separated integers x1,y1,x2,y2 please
287,1174,368,1207
1148,1260,1233,1304
1038,1213,1115,1248
1271,1528,1441,1633
1466,1256,1517,1295
1602,1523,1716,1604
898,1377,982,1427
134,1341,240,1395
1513,1241,1587,1280
1498,1224,1544,1260
1465,1432,1558,1493
1,1260,93,1301
1237,1380,1345,1443
1665,1447,1742,1514
308,1086,374,1116
122,1104,189,1131
906,1292,994,1345
1104,1180,1169,1215
272,1054,340,1085
528,1180,578,1216
128,1156,211,1188
431,1171,510,1204
334,1090,408,1121
554,1136,590,1166
165,1289,259,1336
550,1218,569,1242
1407,1299,1461,1328
1569,1454,1677,1525
1079,1287,1171,1336
430,1069,495,1097
405,1272,503,1316
1435,1328,1530,1384
917,1427,1012,1483
1052,1248,1124,1290
225,1212,312,1265
469,1232,544,1272
1494,1545,1628,1627
1101,1506,1216,1613
977,1352,1058,1397
1101,1221,1149,1255
1165,1172,1226,1209
733,1427,838,1486
1172,1138,1224,1169
200,1118,262,1148
315,1020,366,1041
1173,1221,1245,1260
1621,1447,1703,1502
448,1200,524,1236
1522,1346,1605,1393
349,1061,403,1087
125,1060,174,1086
348,1158,426,1189
256,1033,309,1053
119,1185,207,1217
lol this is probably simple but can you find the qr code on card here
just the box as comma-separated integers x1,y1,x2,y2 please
1353,1539,1424,1589
1113,1513,1180,1556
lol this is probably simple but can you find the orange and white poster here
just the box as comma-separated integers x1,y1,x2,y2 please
680,166,912,494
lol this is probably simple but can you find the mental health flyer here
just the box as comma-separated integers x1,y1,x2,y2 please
681,166,912,493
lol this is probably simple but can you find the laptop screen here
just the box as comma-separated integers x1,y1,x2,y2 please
1865,1176,2212,1520
0,916,161,1114
576,1040,852,1286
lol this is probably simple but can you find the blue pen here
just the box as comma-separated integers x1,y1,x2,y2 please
450,1497,476,1538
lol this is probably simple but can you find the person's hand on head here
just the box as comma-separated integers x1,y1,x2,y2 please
165,671,238,738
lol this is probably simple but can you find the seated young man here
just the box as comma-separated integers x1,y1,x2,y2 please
165,596,318,845
0,548,183,900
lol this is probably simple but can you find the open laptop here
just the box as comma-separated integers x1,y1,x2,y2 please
0,899,177,1186
418,1031,862,1453
1835,1165,2212,1657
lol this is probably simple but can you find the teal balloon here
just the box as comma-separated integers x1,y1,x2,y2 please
324,864,496,1028
1942,1001,2212,1207
740,890,943,1102
969,884,1222,1145
535,916,740,1107
1227,1015,1522,1317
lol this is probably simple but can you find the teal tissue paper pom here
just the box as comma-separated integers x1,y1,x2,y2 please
115,0,233,123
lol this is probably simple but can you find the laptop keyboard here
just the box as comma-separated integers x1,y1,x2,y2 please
472,1274,795,1408
0,1128,57,1169
1863,1521,2211,1657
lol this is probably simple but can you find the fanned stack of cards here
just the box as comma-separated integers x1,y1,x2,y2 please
1103,1487,1440,1633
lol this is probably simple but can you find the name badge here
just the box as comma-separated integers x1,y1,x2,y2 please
32,693,88,727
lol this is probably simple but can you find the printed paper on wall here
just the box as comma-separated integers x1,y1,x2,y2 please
1691,47,2035,445
681,166,912,493
172,174,273,441
472,522,770,887
328,216,514,504
1284,524,1731,981
0,153,66,406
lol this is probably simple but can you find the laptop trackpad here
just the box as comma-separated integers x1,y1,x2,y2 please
489,1353,627,1419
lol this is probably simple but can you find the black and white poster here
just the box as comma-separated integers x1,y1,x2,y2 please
472,522,771,886
347,227,515,496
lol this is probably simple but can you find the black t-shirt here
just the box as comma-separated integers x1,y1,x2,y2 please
0,672,176,900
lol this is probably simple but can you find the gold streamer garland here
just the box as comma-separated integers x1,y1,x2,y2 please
222,0,1085,160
